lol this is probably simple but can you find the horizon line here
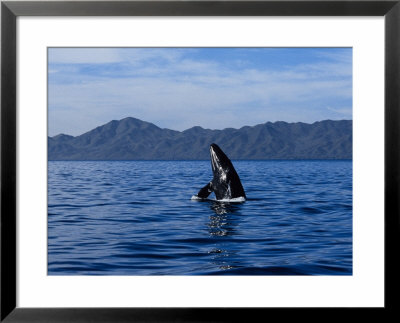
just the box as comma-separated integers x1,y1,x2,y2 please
48,159,353,162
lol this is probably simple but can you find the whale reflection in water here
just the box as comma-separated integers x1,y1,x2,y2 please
207,201,241,236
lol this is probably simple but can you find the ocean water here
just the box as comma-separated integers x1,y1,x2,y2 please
48,160,352,275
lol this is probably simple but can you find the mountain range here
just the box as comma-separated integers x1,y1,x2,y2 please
48,117,352,160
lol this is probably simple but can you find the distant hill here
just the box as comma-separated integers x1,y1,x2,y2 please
48,117,352,160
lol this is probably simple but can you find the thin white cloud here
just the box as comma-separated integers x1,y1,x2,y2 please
49,48,124,64
49,47,190,65
327,106,352,116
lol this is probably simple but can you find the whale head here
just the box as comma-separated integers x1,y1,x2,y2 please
209,143,246,200
195,143,246,200
210,143,232,176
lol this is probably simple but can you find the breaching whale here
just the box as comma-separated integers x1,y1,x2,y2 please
194,143,246,201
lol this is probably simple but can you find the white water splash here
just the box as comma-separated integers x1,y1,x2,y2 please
191,195,245,203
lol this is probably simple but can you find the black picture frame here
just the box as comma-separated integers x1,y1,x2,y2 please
1,0,399,321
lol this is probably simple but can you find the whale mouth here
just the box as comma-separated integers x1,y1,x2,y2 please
210,145,218,172
210,144,225,173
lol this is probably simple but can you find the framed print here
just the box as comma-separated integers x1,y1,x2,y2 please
1,0,399,321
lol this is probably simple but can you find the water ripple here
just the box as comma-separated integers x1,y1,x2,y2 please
48,160,352,275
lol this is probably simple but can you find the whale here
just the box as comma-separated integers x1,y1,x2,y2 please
195,143,246,201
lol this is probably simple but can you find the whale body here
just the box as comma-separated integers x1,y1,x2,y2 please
195,143,246,201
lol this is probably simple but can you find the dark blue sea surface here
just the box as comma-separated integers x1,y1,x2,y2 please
48,160,352,275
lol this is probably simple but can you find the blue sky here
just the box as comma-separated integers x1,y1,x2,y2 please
48,47,352,136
